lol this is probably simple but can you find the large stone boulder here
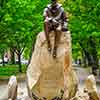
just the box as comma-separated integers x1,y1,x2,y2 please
27,31,78,99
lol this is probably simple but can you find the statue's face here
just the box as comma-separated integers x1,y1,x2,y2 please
51,0,57,7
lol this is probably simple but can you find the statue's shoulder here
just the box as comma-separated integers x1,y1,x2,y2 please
57,3,62,8
43,4,51,12
57,3,64,11
47,4,52,9
43,4,51,16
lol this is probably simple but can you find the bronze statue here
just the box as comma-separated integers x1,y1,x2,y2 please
43,0,68,58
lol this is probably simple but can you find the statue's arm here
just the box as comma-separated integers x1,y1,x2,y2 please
43,8,51,51
43,8,53,22
61,8,69,31
43,8,48,19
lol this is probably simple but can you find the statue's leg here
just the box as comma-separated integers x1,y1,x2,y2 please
53,29,61,58
44,20,51,52
53,31,57,58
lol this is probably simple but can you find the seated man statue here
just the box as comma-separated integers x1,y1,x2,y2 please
44,0,68,58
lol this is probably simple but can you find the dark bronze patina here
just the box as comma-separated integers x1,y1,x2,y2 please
43,0,68,58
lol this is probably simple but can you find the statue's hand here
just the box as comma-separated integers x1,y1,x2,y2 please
62,23,68,31
45,17,52,23
57,25,62,31
52,19,57,24
46,17,53,22
52,19,59,27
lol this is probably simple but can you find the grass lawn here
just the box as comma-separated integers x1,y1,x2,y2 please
0,64,27,77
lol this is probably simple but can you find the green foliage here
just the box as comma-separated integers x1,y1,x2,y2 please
0,0,100,67
0,0,50,53
0,64,26,76
63,0,100,60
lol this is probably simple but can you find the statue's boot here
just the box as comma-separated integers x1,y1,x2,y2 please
53,34,58,58
44,20,52,53
47,40,52,53
53,47,57,58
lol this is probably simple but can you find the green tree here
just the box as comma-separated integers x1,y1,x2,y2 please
0,0,50,72
63,0,100,74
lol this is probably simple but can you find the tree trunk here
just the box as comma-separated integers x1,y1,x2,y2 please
88,36,99,75
18,52,22,72
83,56,87,67
79,42,91,67
10,48,15,64
2,53,5,66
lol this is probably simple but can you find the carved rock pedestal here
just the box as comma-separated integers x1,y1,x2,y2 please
27,31,78,99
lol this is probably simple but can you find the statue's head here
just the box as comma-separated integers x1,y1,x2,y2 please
51,0,57,7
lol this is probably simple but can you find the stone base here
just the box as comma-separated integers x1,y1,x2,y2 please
27,31,78,99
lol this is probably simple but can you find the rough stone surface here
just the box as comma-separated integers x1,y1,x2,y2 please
84,75,99,100
84,75,97,93
71,91,89,100
8,76,18,100
0,76,17,100
27,31,78,99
